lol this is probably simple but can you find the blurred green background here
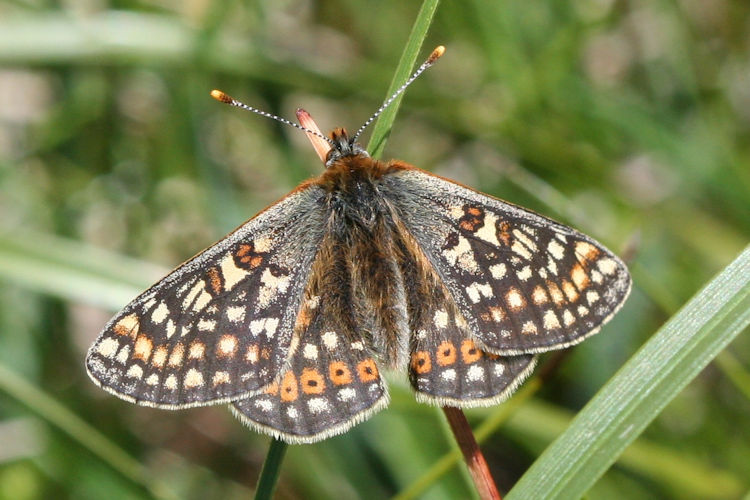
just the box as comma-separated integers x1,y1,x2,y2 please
0,0,749,499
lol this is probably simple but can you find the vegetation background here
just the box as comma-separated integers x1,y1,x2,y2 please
0,0,748,498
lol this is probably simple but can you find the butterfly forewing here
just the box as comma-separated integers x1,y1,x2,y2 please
86,186,328,408
383,167,631,355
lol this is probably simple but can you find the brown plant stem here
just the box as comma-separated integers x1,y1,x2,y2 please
442,406,502,500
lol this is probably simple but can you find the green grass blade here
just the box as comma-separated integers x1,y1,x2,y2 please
506,246,750,500
365,0,440,158
254,439,288,500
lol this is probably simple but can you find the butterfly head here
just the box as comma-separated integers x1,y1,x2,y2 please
325,128,369,167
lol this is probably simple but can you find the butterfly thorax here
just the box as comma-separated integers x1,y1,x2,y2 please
315,130,408,234
299,139,420,368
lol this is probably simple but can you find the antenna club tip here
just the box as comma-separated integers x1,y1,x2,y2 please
210,89,233,103
429,45,446,63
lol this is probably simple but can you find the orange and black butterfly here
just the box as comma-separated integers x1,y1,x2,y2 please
86,47,630,443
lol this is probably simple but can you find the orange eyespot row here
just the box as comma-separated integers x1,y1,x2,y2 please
411,351,432,374
329,361,353,385
357,359,379,382
280,372,299,402
300,368,326,395
264,381,279,395
461,339,482,364
436,341,457,366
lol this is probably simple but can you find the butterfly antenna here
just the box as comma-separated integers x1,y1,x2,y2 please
210,90,336,147
351,45,445,143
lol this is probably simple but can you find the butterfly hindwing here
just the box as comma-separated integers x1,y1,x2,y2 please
408,290,536,407
231,235,389,443
86,186,328,408
383,166,631,355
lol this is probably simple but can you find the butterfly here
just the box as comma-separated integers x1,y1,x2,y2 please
86,47,631,443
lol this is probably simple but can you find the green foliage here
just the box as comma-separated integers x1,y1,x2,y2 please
0,1,748,499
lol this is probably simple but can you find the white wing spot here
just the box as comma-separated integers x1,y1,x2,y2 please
255,399,273,412
489,306,505,322
434,309,449,328
467,365,485,382
245,345,259,363
441,368,457,381
513,229,538,252
543,310,561,329
563,309,576,326
506,288,525,310
466,282,493,303
250,317,280,338
517,266,532,281
253,236,273,253
183,281,207,310
227,305,245,323
449,205,464,219
220,253,249,291
145,374,159,386
490,263,506,279
442,234,480,273
164,375,178,391
218,335,238,356
189,342,205,359
198,319,216,332
474,212,501,246
493,363,506,377
512,240,533,260
97,337,119,358
286,407,298,419
532,286,548,305
577,305,590,317
114,314,139,337
547,256,558,275
184,368,204,388
307,397,329,414
126,365,143,379
258,268,291,309
350,341,364,351
115,345,130,364
322,331,338,349
597,258,618,276
548,240,565,260
586,291,601,304
522,321,537,335
575,241,598,259
303,343,318,360
151,302,169,324
338,388,356,401
212,371,230,386
165,319,176,339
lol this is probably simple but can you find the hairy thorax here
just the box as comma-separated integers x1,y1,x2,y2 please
301,155,436,368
